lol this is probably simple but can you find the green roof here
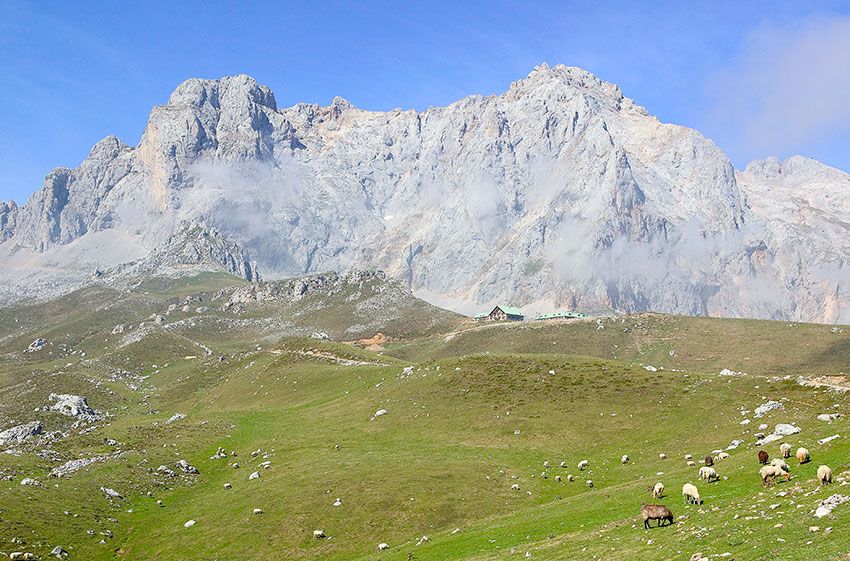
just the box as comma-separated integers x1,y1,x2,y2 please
496,305,524,316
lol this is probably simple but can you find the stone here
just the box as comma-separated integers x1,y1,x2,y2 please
0,421,43,447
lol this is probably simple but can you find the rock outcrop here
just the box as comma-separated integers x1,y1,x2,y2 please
1,65,848,322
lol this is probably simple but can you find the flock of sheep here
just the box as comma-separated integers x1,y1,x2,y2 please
640,442,832,529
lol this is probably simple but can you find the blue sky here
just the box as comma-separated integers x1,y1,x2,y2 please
2,0,850,203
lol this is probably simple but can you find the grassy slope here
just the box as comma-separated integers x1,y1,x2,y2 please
0,284,848,560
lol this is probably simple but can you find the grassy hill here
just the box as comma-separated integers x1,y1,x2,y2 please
0,275,848,560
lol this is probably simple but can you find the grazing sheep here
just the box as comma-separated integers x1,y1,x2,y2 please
578,460,589,471
698,466,719,482
640,503,674,529
770,458,790,472
686,460,696,467
684,454,693,461
682,483,702,505
586,479,594,488
652,482,665,499
780,443,792,458
567,474,575,482
704,455,714,467
621,454,629,464
760,465,790,486
313,530,326,539
559,461,567,468
796,447,811,464
511,483,520,491
543,460,550,469
555,475,562,482
659,453,667,460
378,543,390,551
716,452,730,461
758,450,769,465
817,465,832,486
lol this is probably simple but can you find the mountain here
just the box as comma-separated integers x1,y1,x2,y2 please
1,65,848,322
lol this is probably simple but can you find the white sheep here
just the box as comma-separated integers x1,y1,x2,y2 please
543,460,550,469
699,466,719,482
378,543,390,551
817,465,832,485
682,483,702,505
554,475,562,482
684,454,693,461
652,482,665,499
586,479,594,488
659,453,667,460
796,447,810,464
686,459,696,467
578,460,589,471
779,442,792,458
567,474,575,482
511,483,520,491
716,452,730,461
621,454,629,464
770,458,789,472
559,461,567,468
760,464,790,486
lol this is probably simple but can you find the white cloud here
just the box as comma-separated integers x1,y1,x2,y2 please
705,15,850,165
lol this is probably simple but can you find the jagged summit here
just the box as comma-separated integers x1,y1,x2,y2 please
165,74,278,110
1,65,848,323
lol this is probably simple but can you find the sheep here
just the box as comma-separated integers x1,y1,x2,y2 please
578,460,589,471
554,475,562,483
817,465,832,486
586,479,594,488
682,483,702,505
621,454,629,464
686,460,696,467
543,460,550,469
716,452,730,461
699,466,719,482
770,458,790,471
704,455,714,467
559,461,567,468
684,454,693,461
567,474,575,482
378,543,390,551
758,450,769,465
511,483,520,491
796,447,810,464
640,503,674,529
652,482,665,499
659,453,667,460
760,464,790,486
780,442,792,458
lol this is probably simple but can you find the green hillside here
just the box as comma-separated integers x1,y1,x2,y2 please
1,274,848,560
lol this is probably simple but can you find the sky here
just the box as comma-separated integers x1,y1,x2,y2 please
2,0,850,203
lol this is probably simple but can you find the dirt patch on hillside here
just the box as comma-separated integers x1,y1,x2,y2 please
799,375,850,391
347,332,392,351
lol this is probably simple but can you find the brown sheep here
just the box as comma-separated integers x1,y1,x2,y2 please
640,503,674,529
704,455,714,467
758,450,769,465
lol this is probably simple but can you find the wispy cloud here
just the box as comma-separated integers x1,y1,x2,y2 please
705,14,850,167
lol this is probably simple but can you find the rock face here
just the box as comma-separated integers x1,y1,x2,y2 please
0,421,43,447
1,65,848,322
48,394,100,421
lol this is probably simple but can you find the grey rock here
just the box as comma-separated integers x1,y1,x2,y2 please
0,421,43,447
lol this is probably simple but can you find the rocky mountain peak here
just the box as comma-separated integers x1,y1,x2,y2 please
1,65,848,323
166,74,277,111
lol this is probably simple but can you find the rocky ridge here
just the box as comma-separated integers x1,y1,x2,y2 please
1,65,848,322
